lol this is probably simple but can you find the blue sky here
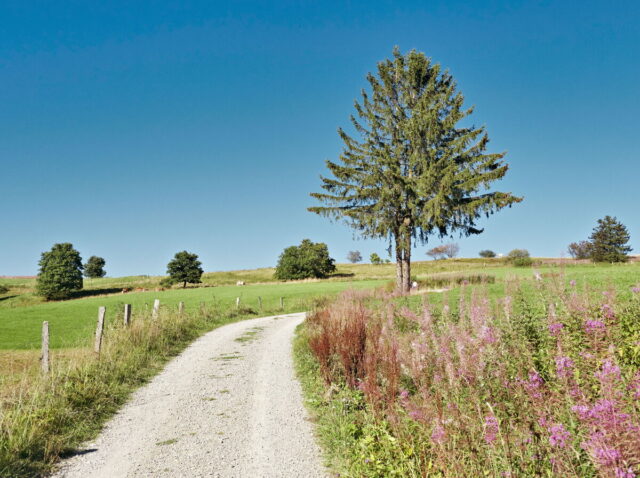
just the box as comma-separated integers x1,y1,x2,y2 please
2,1,639,276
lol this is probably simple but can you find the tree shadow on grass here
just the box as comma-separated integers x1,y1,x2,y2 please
69,288,124,299
328,272,356,278
0,295,18,302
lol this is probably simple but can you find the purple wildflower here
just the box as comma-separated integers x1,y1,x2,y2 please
570,280,577,287
601,303,616,320
595,359,621,382
615,467,636,478
484,414,499,444
594,445,622,466
548,322,564,336
584,319,606,333
548,423,571,448
431,423,446,444
555,356,574,378
632,286,640,294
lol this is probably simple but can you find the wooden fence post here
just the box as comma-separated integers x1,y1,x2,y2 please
236,297,240,309
258,296,262,310
95,306,106,355
178,301,184,315
152,299,160,319
280,297,284,310
123,304,131,326
41,321,50,374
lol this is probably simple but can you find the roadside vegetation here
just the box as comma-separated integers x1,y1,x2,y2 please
0,290,336,477
295,267,640,477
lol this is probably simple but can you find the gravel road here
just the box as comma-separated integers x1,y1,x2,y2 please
52,312,327,478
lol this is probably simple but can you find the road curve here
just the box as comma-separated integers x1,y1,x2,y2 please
52,312,327,478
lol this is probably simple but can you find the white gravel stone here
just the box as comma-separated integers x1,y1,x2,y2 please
51,312,326,478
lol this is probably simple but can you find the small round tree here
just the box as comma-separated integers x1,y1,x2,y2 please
84,256,106,278
507,249,532,267
274,239,336,280
347,250,363,263
36,243,84,300
479,250,496,258
589,216,632,263
166,251,203,288
370,253,383,265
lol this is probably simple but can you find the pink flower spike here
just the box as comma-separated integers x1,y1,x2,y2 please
484,414,499,444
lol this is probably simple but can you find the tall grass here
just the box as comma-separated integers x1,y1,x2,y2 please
0,300,306,478
302,280,640,477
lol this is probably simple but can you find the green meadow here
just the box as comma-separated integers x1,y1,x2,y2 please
0,279,384,350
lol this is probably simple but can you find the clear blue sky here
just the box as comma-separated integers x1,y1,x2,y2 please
2,1,639,276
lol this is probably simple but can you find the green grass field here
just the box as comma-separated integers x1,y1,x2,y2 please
1,259,637,351
0,280,384,350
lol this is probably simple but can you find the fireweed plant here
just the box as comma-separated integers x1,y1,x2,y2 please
304,280,640,477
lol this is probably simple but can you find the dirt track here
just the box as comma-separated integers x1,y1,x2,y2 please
52,312,326,478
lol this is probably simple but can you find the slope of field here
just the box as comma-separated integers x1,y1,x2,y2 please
0,280,383,350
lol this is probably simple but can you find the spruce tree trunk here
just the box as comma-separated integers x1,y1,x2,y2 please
395,231,412,294
395,238,404,293
402,242,411,293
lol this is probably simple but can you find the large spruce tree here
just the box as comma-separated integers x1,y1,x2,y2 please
589,216,632,263
309,48,521,292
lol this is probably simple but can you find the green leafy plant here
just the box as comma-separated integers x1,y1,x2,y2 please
508,248,532,267
83,256,106,278
35,243,83,300
370,253,383,265
166,251,204,288
274,239,336,280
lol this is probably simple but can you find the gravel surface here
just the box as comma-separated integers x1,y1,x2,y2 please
52,312,327,478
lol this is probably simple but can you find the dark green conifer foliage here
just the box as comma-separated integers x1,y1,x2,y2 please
274,239,336,280
84,256,107,278
589,216,632,263
36,243,84,300
309,48,522,292
166,251,203,288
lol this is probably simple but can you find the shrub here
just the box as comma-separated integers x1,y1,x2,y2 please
418,273,495,289
347,250,363,263
567,241,592,260
35,243,83,300
479,249,496,258
426,245,447,260
83,256,106,278
589,216,632,263
166,251,203,288
507,248,532,266
0,285,8,294
274,239,336,280
370,253,383,265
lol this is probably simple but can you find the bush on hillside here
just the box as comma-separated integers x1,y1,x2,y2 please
36,243,84,300
83,256,107,278
274,239,336,280
479,249,496,258
507,248,532,267
0,285,8,294
370,253,383,265
567,241,592,260
347,251,363,263
166,251,203,288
